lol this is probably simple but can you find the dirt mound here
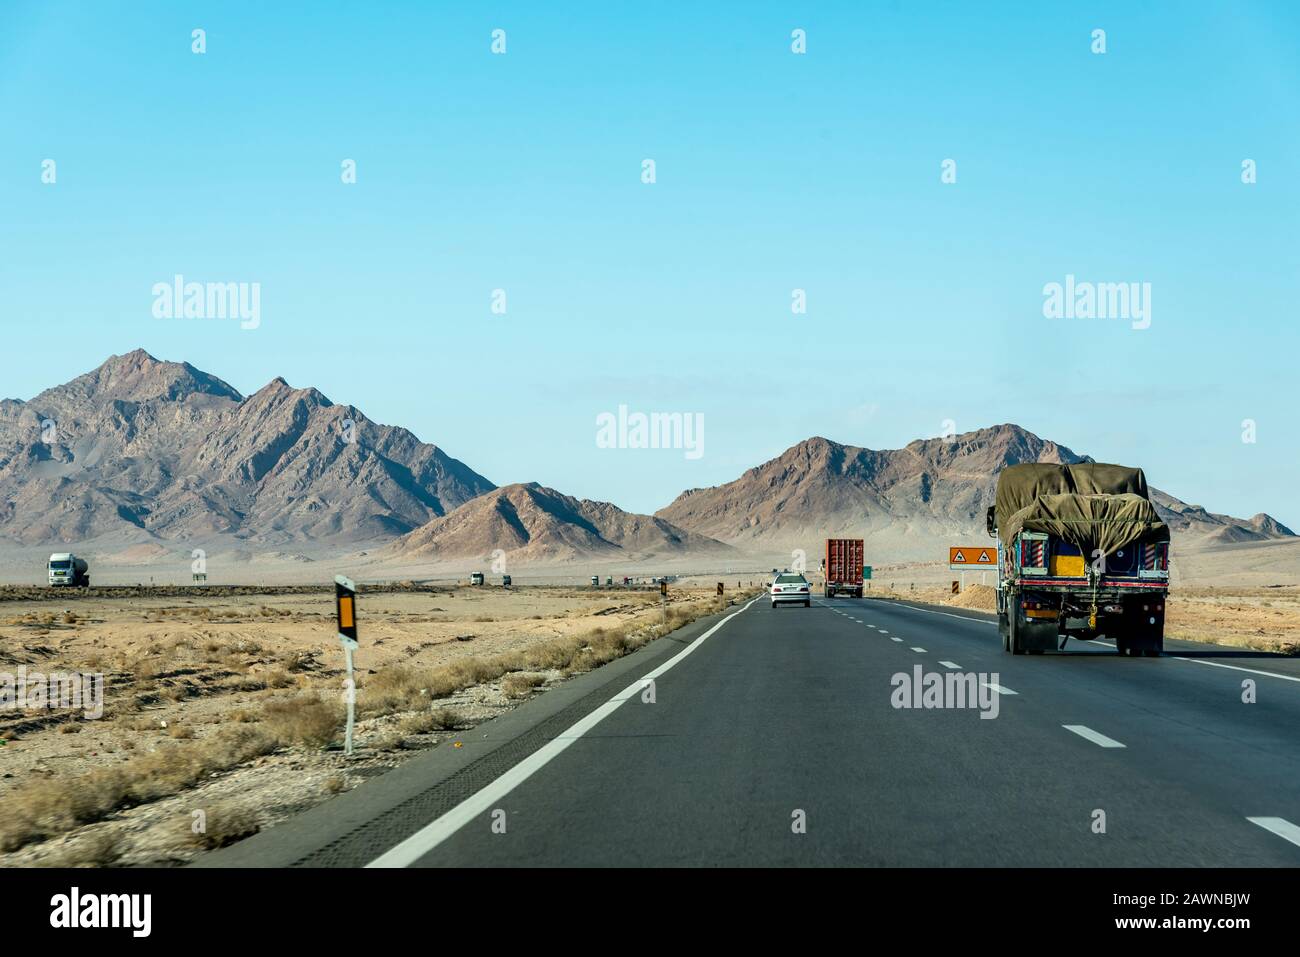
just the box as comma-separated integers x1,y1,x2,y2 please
946,583,997,611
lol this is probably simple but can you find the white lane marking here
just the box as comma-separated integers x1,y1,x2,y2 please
893,602,1300,684
366,595,762,867
879,630,889,634
982,681,1018,696
1063,724,1126,749
1171,657,1300,684
1247,817,1300,848
881,603,997,625
890,636,903,643
939,661,961,669
910,647,927,654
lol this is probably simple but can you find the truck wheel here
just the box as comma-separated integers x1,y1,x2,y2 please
998,612,1009,650
1008,610,1025,655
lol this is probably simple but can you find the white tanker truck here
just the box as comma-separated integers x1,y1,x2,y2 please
48,553,90,587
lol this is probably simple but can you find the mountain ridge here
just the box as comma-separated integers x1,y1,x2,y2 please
655,425,1293,560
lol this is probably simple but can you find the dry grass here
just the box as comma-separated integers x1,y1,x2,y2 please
175,802,261,851
260,696,344,748
37,829,123,868
0,725,274,852
0,693,343,853
398,707,460,736
501,672,546,698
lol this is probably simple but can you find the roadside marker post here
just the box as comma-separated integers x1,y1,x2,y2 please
335,575,359,755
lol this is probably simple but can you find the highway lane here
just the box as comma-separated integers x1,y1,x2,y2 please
362,595,1300,867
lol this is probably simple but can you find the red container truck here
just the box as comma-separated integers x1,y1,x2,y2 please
824,538,864,598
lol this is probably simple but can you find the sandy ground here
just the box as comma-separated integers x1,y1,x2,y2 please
0,583,756,866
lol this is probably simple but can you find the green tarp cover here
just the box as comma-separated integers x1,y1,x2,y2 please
1000,492,1169,556
995,463,1165,556
995,463,1149,522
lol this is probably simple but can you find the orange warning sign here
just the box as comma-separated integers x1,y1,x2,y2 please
949,547,996,568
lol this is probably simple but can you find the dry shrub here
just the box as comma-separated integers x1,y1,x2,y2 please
38,829,123,868
261,695,343,748
501,673,545,698
178,803,260,850
398,707,460,736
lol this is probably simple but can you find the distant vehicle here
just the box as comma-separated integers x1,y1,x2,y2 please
48,553,89,587
591,575,600,587
501,575,512,587
605,577,613,586
990,463,1169,656
470,572,485,586
770,572,811,608
824,539,864,598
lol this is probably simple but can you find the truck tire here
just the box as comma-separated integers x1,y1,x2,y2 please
998,611,1009,650
1008,609,1025,655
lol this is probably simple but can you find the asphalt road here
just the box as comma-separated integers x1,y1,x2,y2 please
205,595,1300,867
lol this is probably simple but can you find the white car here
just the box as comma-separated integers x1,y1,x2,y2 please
770,573,811,608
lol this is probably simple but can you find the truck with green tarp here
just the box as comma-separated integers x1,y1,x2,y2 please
985,463,1170,656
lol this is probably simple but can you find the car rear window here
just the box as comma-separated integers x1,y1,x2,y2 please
776,575,805,584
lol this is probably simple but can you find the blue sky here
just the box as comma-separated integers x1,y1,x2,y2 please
2,2,1298,527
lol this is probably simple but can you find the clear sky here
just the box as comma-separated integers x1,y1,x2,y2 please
2,2,1297,527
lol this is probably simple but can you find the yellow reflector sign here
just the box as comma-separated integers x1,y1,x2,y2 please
339,596,354,629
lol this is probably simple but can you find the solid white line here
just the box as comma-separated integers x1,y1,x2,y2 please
939,661,961,669
1171,657,1300,684
910,647,927,654
882,603,998,626
890,600,1300,684
366,595,761,868
982,682,1018,696
1247,816,1300,848
1062,724,1126,748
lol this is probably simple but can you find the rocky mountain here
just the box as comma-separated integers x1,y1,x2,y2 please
655,425,1294,559
0,350,495,546
390,482,734,564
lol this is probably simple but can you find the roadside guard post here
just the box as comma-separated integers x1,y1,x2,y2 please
335,575,359,755
716,582,724,597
